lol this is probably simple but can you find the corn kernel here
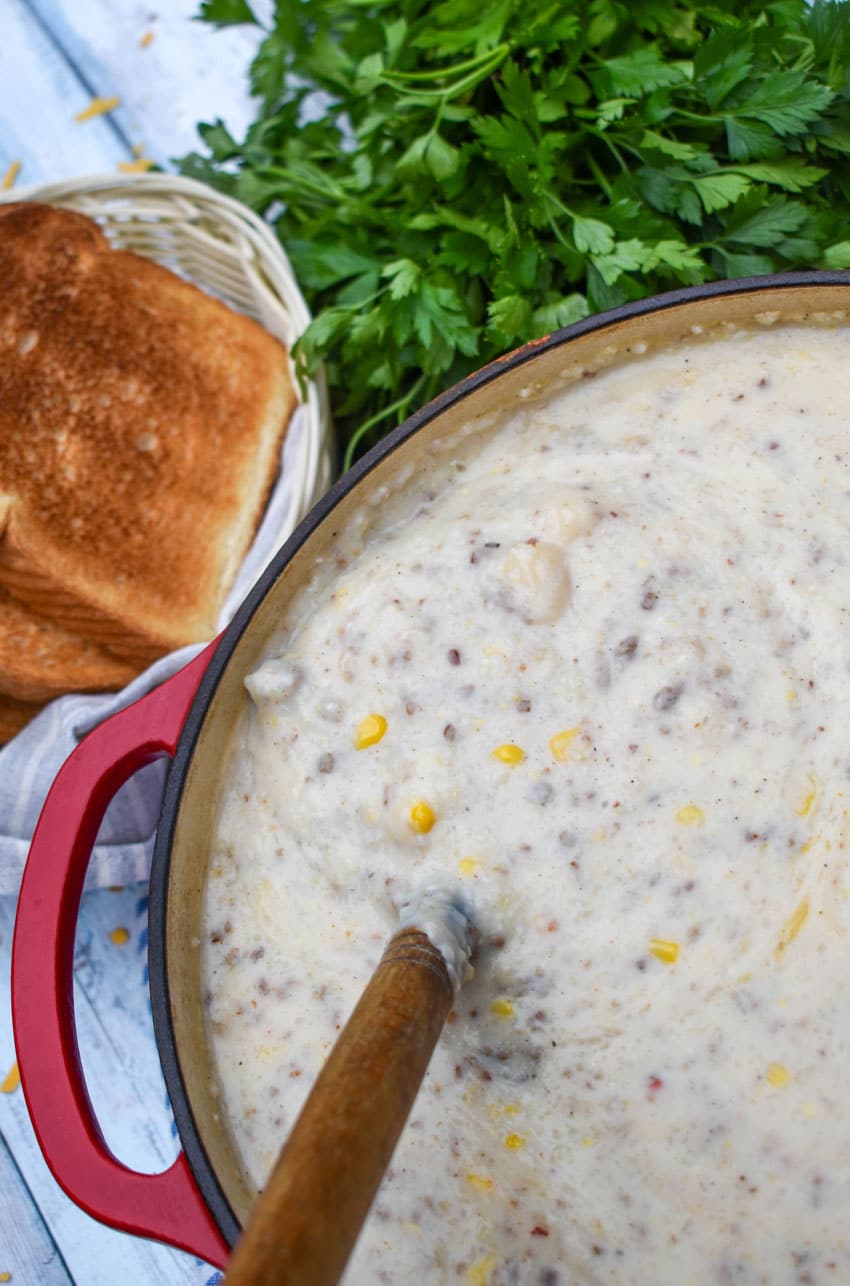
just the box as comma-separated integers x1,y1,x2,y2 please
466,1173,494,1192
581,1136,596,1148
490,998,514,1018
355,714,387,749
504,1133,525,1150
458,857,480,878
549,727,580,761
503,1103,520,1116
676,804,705,826
649,938,679,965
1,1063,19,1094
492,743,525,765
767,1062,791,1088
110,926,130,946
793,774,818,817
775,897,809,960
466,1255,499,1285
409,801,436,834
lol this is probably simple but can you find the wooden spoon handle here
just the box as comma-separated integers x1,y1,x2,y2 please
224,927,454,1286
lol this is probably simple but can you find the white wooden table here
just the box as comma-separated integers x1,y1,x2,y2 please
0,3,265,1279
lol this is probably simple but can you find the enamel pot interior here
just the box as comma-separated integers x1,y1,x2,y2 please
149,273,850,1246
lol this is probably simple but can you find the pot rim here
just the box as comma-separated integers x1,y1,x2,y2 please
148,269,850,1246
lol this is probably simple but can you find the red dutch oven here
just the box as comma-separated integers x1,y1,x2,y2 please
11,273,850,1268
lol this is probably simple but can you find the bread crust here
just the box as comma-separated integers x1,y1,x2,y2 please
0,202,298,663
0,692,44,745
0,586,139,701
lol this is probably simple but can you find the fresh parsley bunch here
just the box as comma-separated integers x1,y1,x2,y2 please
183,0,850,467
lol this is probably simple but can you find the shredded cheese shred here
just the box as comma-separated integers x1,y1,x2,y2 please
776,897,810,960
118,157,155,173
1,161,21,191
75,95,121,123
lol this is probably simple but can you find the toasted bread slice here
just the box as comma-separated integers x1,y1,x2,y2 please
0,202,298,662
0,585,139,702
0,692,44,745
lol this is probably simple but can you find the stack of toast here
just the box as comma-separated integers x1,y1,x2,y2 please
0,202,298,742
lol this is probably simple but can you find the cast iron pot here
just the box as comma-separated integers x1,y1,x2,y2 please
12,273,850,1268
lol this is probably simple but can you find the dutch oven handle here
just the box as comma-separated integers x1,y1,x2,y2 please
11,640,229,1269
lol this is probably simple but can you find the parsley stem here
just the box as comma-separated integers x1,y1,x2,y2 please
431,98,446,138
258,165,347,203
671,108,722,126
586,152,613,199
545,192,575,219
586,129,633,172
388,47,509,103
382,44,511,84
545,210,573,252
342,374,428,473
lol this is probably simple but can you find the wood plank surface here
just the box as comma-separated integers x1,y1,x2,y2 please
0,2,270,1277
1,0,264,186
0,1133,72,1284
0,895,224,1284
0,0,127,186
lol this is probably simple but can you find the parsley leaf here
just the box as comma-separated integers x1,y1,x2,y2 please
692,173,752,214
196,0,257,27
822,242,850,269
730,72,834,138
728,160,829,193
181,0,850,466
573,217,616,255
594,49,690,97
719,192,810,248
694,29,753,110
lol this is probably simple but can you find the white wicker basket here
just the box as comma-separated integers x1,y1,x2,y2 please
0,172,334,574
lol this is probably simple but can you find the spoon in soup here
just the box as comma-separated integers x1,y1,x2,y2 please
224,887,477,1286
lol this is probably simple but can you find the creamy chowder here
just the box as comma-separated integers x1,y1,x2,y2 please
203,323,850,1284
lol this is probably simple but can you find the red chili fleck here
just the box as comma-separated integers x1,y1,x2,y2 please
647,1075,664,1099
531,1226,549,1237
